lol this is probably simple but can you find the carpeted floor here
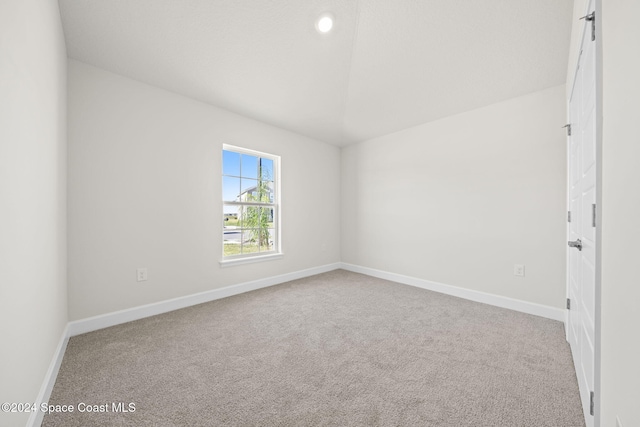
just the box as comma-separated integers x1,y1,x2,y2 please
42,270,585,426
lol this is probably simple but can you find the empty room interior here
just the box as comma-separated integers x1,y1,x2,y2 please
1,0,639,426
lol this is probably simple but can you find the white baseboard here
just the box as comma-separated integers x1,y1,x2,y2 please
67,261,564,337
26,325,70,427
340,263,565,322
68,262,341,337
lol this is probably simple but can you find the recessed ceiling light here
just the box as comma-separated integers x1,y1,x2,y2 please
315,13,334,34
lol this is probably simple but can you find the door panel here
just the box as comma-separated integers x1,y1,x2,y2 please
567,2,597,426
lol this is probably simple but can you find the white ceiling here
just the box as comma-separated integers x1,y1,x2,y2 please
59,0,573,146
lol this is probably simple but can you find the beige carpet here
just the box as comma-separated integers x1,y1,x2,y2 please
43,270,585,426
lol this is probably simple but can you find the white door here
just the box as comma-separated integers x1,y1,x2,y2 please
567,2,597,426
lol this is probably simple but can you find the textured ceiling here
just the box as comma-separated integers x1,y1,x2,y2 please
59,0,573,146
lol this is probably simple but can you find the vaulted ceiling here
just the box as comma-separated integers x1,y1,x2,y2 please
59,0,573,146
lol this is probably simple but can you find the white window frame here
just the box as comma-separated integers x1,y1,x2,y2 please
219,144,282,267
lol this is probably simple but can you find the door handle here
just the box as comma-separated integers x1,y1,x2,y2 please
568,239,582,251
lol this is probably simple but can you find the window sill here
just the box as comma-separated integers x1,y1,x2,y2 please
219,253,283,268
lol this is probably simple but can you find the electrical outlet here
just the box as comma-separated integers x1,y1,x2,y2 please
137,268,148,282
514,264,525,277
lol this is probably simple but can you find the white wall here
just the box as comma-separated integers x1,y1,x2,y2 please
598,1,640,426
342,85,567,309
67,60,341,320
0,0,68,426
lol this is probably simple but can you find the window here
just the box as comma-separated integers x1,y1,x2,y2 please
221,145,280,264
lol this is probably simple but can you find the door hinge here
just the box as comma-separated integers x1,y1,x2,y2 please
568,211,571,223
580,12,596,41
562,124,572,136
592,204,596,227
566,298,571,310
590,391,595,415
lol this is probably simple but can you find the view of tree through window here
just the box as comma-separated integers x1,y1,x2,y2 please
222,147,278,258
